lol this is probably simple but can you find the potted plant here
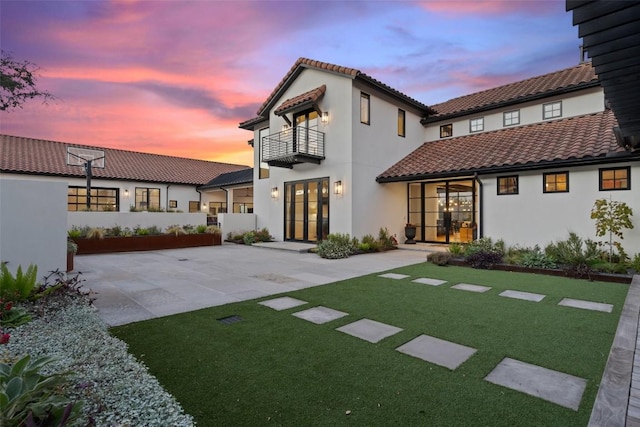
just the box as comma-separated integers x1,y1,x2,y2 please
404,223,417,244
67,239,78,272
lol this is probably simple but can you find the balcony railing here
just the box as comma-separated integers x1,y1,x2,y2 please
262,126,325,168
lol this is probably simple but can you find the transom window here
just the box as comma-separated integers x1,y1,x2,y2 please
136,187,160,210
497,176,519,195
398,109,406,137
543,172,569,193
599,167,630,190
440,124,453,138
543,101,562,119
503,110,520,126
360,92,370,125
470,117,484,133
68,186,119,211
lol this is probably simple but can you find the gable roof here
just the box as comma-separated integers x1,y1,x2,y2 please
199,168,253,190
274,85,326,116
240,57,435,129
377,110,637,182
426,62,599,121
0,135,249,186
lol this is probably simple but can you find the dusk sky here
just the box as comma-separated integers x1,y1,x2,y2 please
1,0,581,166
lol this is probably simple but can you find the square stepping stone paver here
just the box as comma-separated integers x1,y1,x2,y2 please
378,273,410,280
558,298,613,313
258,296,307,311
396,334,477,370
336,319,403,343
485,357,587,411
292,306,348,324
451,283,492,293
499,290,545,302
412,278,447,286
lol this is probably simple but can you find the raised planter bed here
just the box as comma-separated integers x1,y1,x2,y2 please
448,258,633,284
73,234,222,255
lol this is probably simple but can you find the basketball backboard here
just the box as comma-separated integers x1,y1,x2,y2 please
66,146,105,168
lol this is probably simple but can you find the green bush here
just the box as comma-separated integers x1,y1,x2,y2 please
358,243,371,252
520,246,556,269
135,227,150,236
361,234,380,252
109,225,122,237
448,242,466,256
378,227,396,249
243,231,256,245
195,224,208,234
427,252,452,266
254,228,272,242
631,253,640,274
0,355,82,426
463,237,504,257
317,233,356,259
0,264,38,302
165,225,186,236
67,227,83,239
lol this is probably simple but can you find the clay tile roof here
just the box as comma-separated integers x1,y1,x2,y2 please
274,85,326,116
377,110,628,181
429,62,598,118
0,135,249,185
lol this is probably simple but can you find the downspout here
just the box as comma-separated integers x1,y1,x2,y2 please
166,184,171,210
221,187,229,211
474,173,483,239
196,188,202,212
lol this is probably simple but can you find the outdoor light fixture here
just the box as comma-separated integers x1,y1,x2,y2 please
322,111,329,124
202,203,207,210
334,181,342,195
271,187,279,199
123,189,129,198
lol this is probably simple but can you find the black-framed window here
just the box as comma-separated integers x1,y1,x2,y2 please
360,92,370,125
440,124,453,138
543,101,562,119
599,167,630,191
233,202,254,213
397,109,405,137
68,186,119,211
189,201,200,213
543,172,569,193
258,127,270,179
135,187,160,210
168,200,177,209
470,117,484,133
497,176,519,195
503,110,520,126
208,201,227,215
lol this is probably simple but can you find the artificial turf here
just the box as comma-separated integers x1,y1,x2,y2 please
111,263,629,426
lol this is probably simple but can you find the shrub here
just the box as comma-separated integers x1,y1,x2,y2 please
378,227,396,250
165,225,186,236
358,243,371,252
85,227,105,240
206,226,221,235
0,355,82,426
253,228,272,242
427,252,452,266
361,234,380,252
466,251,503,269
67,240,78,254
67,227,83,239
243,231,256,245
135,227,150,236
519,246,556,269
195,224,208,234
631,253,640,274
464,237,503,257
0,264,38,302
109,225,122,237
448,242,466,256
147,225,162,235
544,233,598,279
317,233,356,259
182,224,196,234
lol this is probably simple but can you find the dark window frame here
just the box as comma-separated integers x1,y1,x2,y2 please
497,176,519,195
599,166,630,191
543,171,569,193
503,110,520,127
67,186,119,211
188,201,200,213
440,124,453,138
543,101,562,120
168,200,178,209
397,108,406,137
360,92,370,125
135,187,161,210
469,117,484,133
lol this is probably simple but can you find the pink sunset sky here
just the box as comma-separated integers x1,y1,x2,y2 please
1,0,580,167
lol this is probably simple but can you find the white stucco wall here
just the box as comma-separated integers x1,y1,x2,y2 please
481,162,640,255
218,213,256,238
68,212,206,231
0,177,67,278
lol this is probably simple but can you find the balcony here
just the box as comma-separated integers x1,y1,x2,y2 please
262,126,325,168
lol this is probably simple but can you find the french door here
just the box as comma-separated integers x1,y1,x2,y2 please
408,179,477,243
285,177,329,242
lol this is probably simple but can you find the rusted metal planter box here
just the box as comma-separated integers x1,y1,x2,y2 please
73,234,222,255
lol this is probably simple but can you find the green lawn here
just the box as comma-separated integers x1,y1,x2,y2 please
111,263,629,426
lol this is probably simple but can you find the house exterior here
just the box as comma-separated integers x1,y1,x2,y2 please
0,135,251,220
240,58,640,254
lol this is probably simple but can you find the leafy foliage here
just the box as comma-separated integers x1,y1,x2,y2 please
520,247,557,269
544,232,599,279
465,250,503,269
590,198,634,262
317,233,356,259
426,252,452,266
0,263,38,302
0,51,54,111
0,355,82,426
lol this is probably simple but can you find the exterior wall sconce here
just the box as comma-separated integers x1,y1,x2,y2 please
321,111,329,124
334,181,342,195
202,203,207,210
271,187,279,199
123,189,129,198
281,124,290,132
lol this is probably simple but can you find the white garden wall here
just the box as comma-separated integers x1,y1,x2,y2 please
0,178,67,278
218,213,256,238
68,212,206,231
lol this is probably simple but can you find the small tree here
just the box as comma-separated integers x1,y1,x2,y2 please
590,197,634,262
1,50,54,111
